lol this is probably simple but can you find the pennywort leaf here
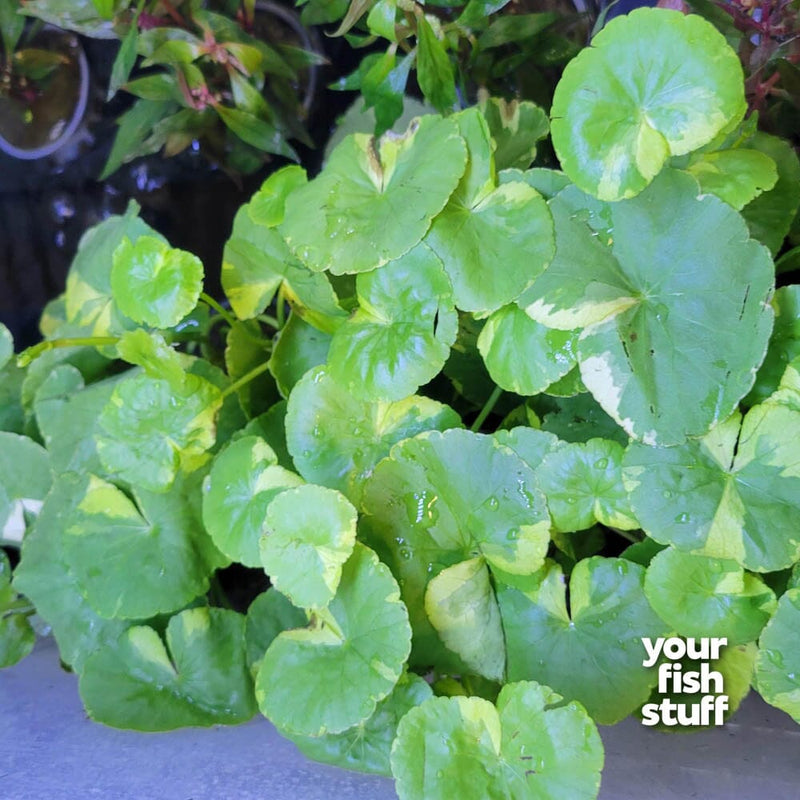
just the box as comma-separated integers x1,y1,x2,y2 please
202,436,303,568
498,558,669,724
256,543,412,736
551,8,746,200
281,115,467,275
110,235,204,329
390,681,603,800
79,607,256,730
260,484,358,610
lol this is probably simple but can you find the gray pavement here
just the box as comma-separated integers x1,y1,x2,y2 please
2,638,799,800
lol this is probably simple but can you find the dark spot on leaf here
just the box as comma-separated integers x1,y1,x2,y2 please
525,769,537,777
630,332,637,342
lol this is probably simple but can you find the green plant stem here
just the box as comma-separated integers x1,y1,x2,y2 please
470,385,504,432
276,284,287,329
607,526,642,545
17,336,120,367
257,313,281,330
220,360,272,399
200,292,238,328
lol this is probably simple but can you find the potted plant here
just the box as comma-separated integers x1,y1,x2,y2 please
0,0,90,160
18,0,324,175
2,7,800,799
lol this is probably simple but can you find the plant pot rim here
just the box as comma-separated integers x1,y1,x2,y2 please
0,27,90,161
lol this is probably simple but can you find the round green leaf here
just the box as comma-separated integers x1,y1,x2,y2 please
623,405,800,571
644,549,776,645
285,366,462,504
537,438,637,532
327,243,458,401
478,304,577,396
361,429,550,667
425,110,554,312
551,8,746,200
756,588,800,723
256,543,412,736
111,235,204,328
0,322,11,371
0,432,52,546
79,607,257,730
281,116,467,275
12,476,129,670
522,170,774,445
498,557,669,724
261,485,358,610
290,672,433,777
390,681,603,800
424,557,505,682
97,371,221,492
202,436,303,568
64,201,161,336
62,473,221,620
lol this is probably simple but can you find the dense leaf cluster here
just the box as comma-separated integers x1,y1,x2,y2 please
2,9,800,799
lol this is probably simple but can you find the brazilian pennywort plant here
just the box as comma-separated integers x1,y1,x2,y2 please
2,8,800,799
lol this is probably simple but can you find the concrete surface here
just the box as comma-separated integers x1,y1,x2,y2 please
2,638,799,800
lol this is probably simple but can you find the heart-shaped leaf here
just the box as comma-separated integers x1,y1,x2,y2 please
256,543,412,736
551,8,745,200
521,170,774,445
361,429,549,666
644,548,776,645
478,96,549,171
62,472,224,620
327,243,458,401
282,116,467,275
222,167,345,326
623,405,800,571
498,557,669,724
261,484,358,610
79,607,257,730
390,681,603,800
425,109,555,312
